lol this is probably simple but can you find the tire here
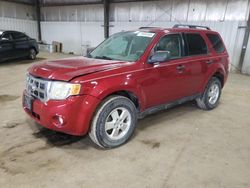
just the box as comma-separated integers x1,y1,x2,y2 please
196,77,222,110
89,95,137,149
28,48,36,60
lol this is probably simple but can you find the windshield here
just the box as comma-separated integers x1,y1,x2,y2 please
89,31,155,62
0,31,3,38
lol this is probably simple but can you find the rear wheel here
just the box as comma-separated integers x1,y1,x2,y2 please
28,48,36,60
89,95,137,148
196,77,222,110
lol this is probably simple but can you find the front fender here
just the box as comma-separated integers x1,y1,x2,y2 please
81,74,146,110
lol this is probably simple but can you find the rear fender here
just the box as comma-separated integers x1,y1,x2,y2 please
201,64,227,92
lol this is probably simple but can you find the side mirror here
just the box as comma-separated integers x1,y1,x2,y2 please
148,51,170,64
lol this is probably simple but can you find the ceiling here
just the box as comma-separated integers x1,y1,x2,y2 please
4,0,160,6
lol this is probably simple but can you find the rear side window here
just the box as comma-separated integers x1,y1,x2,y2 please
206,33,225,53
184,33,207,56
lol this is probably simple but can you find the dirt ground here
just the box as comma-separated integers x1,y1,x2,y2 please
0,52,250,188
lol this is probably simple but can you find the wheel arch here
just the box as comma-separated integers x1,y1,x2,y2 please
212,70,225,88
30,46,38,54
104,90,141,112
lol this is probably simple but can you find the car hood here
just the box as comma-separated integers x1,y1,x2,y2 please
28,57,132,81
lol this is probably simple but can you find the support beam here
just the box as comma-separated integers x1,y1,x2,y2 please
1,0,35,5
104,0,110,39
40,0,160,7
35,0,42,41
239,0,250,72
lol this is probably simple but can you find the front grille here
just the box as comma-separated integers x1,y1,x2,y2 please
26,74,49,102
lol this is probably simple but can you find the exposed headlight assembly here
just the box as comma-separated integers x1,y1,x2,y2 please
47,81,81,100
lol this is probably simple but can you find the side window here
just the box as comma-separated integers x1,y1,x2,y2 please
206,33,225,53
184,33,207,56
12,32,27,40
155,34,182,59
1,33,12,40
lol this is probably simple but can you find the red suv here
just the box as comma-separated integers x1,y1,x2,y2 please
23,25,229,148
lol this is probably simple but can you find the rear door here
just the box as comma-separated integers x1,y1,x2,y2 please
0,32,14,60
180,32,212,96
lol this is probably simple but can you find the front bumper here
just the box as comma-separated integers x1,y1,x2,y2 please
23,91,100,136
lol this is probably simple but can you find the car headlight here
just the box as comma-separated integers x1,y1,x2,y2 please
48,81,81,100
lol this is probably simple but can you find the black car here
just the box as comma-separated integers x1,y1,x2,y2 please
0,30,39,62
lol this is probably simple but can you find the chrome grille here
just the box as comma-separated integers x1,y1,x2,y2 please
26,74,48,102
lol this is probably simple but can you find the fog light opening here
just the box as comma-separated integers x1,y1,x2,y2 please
52,115,65,127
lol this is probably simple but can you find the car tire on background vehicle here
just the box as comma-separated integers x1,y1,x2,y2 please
28,48,36,60
196,77,222,110
89,95,137,149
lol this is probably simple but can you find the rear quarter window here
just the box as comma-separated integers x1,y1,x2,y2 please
184,33,208,56
206,33,225,53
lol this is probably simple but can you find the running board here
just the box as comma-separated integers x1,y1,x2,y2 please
138,94,201,119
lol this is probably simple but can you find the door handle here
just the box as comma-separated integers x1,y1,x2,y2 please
176,65,185,71
206,60,213,64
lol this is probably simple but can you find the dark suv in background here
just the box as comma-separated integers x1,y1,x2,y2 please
0,30,39,62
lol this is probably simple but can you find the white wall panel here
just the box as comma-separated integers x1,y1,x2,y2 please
154,0,172,22
41,4,103,22
205,0,227,21
41,22,104,55
0,1,37,39
171,0,189,21
0,1,35,20
187,0,207,21
41,0,249,22
111,3,130,21
225,0,249,21
0,17,38,39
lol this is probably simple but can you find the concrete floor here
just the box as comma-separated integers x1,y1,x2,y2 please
0,52,250,188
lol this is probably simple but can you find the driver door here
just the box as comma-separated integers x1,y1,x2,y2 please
142,34,191,108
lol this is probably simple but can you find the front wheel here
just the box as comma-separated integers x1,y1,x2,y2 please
196,77,222,110
89,95,137,149
28,48,36,60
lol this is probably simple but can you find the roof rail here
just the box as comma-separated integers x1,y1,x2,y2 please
139,27,158,29
173,24,211,30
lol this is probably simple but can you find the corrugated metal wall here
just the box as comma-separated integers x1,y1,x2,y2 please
41,21,104,54
0,1,38,39
40,0,250,73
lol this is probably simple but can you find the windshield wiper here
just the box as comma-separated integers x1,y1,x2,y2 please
94,56,113,60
